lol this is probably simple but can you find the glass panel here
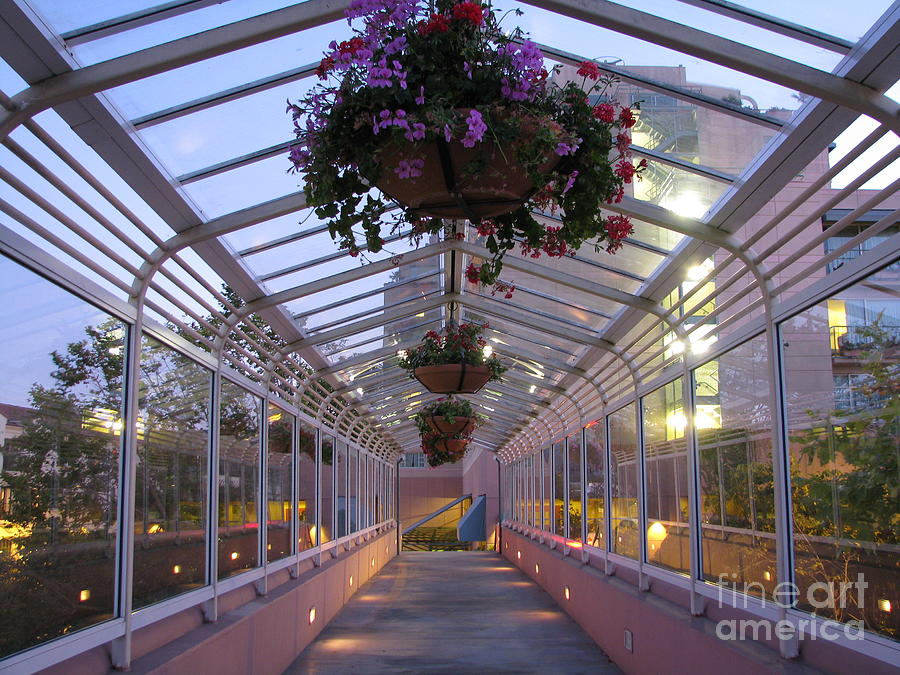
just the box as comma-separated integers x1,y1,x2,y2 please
610,404,639,559
552,443,566,537
217,380,261,579
643,379,689,575
532,454,541,527
134,336,210,609
298,419,317,550
585,421,606,550
567,433,583,542
320,434,335,543
541,448,552,532
0,256,123,657
349,446,358,534
336,441,347,538
266,404,293,562
783,271,899,640
696,334,776,597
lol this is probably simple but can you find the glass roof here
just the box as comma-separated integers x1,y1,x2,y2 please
1,0,897,459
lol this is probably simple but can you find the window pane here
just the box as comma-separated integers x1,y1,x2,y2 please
610,404,638,559
643,379,690,575
134,336,210,609
321,434,335,542
552,443,565,537
783,272,899,640
585,422,606,550
349,446,358,534
696,334,776,597
541,448,552,532
0,256,123,657
567,433,583,542
266,405,293,563
217,381,261,579
298,420,317,549
336,441,347,538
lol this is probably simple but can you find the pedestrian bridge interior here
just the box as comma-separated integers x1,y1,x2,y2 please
0,0,897,673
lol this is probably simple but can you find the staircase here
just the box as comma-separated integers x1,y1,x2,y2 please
402,526,470,551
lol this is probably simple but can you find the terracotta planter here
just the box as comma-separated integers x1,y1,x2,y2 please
414,364,492,394
375,136,559,220
433,437,469,456
427,415,476,436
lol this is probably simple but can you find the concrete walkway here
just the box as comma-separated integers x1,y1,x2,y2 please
284,551,621,674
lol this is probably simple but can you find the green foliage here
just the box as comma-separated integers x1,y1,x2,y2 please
397,322,506,381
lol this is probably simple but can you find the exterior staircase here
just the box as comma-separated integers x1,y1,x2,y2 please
402,526,470,551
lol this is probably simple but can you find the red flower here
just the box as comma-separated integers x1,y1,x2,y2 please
337,37,365,55
465,262,481,283
577,60,601,80
418,13,450,35
316,55,335,80
605,214,633,253
615,132,631,154
619,106,637,128
592,103,615,123
475,220,496,237
452,2,484,26
615,159,640,184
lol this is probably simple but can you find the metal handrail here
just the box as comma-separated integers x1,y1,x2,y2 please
402,494,472,535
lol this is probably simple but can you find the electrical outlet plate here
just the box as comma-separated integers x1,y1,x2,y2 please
624,629,633,652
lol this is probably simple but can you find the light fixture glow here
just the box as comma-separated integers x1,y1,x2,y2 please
647,521,668,553
566,540,583,549
763,571,772,582
517,551,521,560
564,586,570,601
230,551,239,560
349,575,354,587
878,598,892,613
309,607,317,624
79,589,91,602
535,564,540,574
371,557,376,567
173,565,181,574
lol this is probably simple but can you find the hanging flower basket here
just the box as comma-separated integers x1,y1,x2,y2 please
427,413,476,435
414,364,491,394
416,398,484,466
399,323,505,394
287,0,645,289
375,132,560,219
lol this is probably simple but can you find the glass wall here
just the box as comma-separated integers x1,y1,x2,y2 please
567,433,583,542
134,336,210,608
0,256,397,666
609,404,639,558
552,442,565,537
217,380,262,579
585,422,605,549
336,440,347,537
298,419,317,549
321,434,335,543
643,379,689,575
348,446,358,534
0,256,124,657
696,334,775,596
266,404,293,562
783,272,899,640
541,447,552,531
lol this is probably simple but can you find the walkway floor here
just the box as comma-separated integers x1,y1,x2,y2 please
285,551,621,674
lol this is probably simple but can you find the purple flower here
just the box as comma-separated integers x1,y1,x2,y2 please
555,139,581,156
444,124,452,142
404,122,427,142
462,109,487,148
463,61,473,80
562,170,579,195
395,158,425,179
415,86,425,105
